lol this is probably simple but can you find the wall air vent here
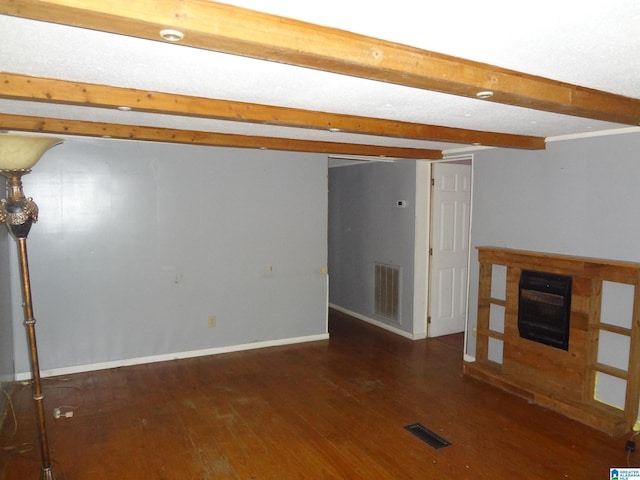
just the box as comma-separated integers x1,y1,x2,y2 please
374,262,401,322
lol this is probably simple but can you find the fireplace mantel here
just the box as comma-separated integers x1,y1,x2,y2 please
464,247,640,436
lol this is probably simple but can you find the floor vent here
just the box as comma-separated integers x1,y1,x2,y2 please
404,423,451,449
374,263,400,322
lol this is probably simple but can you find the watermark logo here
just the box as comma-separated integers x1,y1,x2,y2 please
611,468,640,479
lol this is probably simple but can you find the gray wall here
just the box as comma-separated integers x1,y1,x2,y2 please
9,138,328,374
328,160,416,334
467,131,640,405
0,232,13,421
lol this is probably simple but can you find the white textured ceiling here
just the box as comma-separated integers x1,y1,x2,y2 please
0,0,639,156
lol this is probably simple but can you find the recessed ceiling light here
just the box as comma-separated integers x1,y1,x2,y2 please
329,128,341,132
117,106,132,112
472,142,482,146
160,29,184,42
476,91,494,99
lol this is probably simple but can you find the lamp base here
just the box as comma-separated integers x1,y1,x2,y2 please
41,467,58,480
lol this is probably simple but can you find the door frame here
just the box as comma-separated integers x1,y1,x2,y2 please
413,155,474,347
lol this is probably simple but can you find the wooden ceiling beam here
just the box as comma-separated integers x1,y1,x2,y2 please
1,0,638,126
0,73,545,150
0,113,443,159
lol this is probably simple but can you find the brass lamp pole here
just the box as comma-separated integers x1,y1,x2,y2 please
0,134,63,480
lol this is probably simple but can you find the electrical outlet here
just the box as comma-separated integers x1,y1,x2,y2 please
208,315,216,328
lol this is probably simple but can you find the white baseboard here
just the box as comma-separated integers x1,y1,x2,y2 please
329,303,423,340
14,333,330,381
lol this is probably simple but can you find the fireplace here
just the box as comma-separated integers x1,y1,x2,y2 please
470,247,640,436
518,269,572,350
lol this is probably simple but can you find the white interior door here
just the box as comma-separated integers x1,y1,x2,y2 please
428,162,471,337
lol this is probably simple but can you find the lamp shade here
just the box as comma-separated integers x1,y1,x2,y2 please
0,134,63,170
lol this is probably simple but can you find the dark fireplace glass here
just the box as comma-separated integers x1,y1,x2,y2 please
518,270,572,350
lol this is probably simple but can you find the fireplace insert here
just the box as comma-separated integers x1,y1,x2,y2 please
518,269,572,350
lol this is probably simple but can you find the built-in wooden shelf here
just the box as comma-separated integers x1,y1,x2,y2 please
464,247,640,436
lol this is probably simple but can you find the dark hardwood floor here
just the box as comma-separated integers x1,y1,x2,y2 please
0,309,632,479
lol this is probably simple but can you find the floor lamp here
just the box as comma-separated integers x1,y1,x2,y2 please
0,134,63,480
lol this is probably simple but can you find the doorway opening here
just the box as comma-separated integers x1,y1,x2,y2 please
327,155,473,345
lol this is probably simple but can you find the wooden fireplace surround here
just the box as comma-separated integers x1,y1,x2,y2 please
464,247,640,436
